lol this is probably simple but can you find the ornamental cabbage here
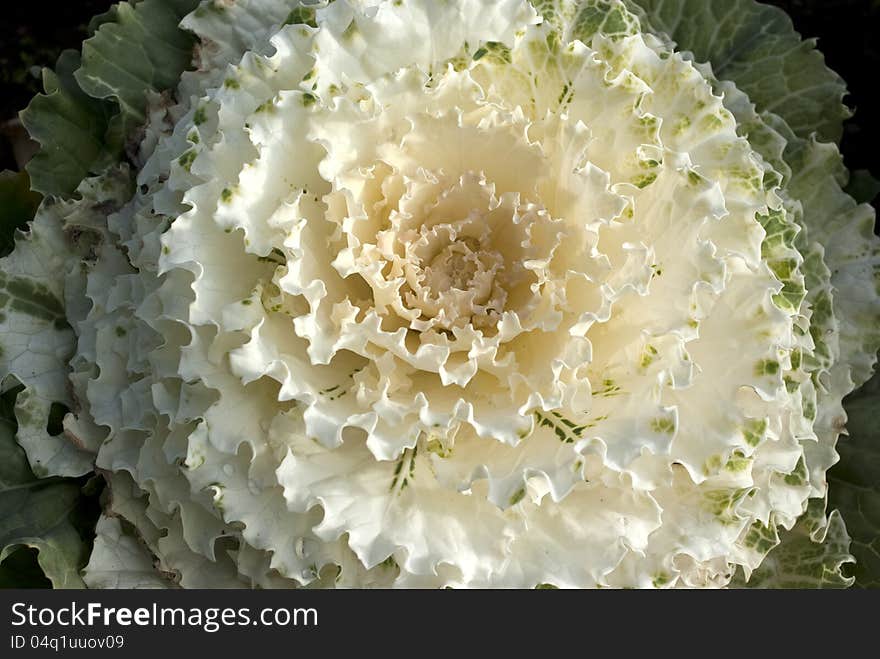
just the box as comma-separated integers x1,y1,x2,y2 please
1,0,878,589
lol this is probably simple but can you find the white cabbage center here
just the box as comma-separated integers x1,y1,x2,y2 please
70,0,829,588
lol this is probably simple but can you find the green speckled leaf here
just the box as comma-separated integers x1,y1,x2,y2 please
0,388,91,589
627,0,850,143
535,0,640,40
0,170,41,258
828,373,880,588
0,196,90,477
732,499,854,588
776,119,880,390
0,168,133,478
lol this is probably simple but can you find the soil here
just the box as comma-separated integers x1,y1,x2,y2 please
0,0,877,200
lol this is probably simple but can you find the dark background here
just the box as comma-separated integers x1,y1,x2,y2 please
1,1,878,192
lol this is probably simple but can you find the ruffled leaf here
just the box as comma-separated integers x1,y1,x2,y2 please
778,123,880,390
828,373,880,588
0,168,134,478
20,1,198,198
19,50,116,198
534,0,640,40
627,0,851,143
631,0,878,590
75,0,200,152
0,388,95,589
7,0,876,590
0,212,88,476
83,515,173,589
732,499,854,588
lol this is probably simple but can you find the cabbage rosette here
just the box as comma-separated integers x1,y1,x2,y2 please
1,0,878,589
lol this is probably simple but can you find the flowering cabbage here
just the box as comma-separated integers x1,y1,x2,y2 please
1,0,878,589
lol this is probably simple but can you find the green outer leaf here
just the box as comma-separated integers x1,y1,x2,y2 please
0,170,41,258
19,0,199,199
627,0,850,143
775,119,880,391
828,373,880,588
19,50,116,198
731,500,854,588
0,198,91,478
87,0,146,35
75,0,200,151
627,0,878,587
0,389,91,589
